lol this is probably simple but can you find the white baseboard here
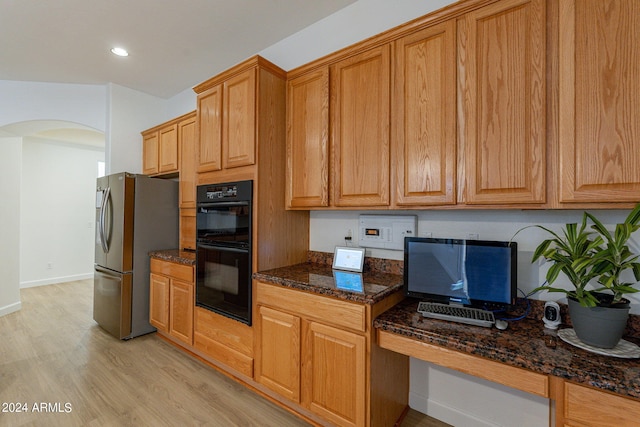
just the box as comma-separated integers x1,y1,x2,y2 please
409,391,495,427
20,273,93,289
0,300,21,317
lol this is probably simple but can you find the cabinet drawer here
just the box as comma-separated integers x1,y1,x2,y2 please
256,281,366,332
150,258,194,283
194,331,253,378
565,382,640,427
194,307,253,357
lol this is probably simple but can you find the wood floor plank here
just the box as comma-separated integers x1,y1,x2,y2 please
0,280,447,427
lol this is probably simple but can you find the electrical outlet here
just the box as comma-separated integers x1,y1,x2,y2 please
420,231,433,238
467,233,479,240
345,229,352,241
47,262,53,270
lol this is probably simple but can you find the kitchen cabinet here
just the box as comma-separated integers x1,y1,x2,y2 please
195,57,283,179
179,112,197,208
331,44,391,207
158,124,179,173
149,258,194,346
196,83,223,172
457,0,546,205
286,68,330,208
149,273,169,332
223,68,256,169
194,306,254,378
142,123,178,175
142,131,159,175
142,111,195,177
393,20,457,207
179,209,195,251
197,68,255,173
554,379,640,427
178,112,197,251
255,280,405,427
558,0,640,203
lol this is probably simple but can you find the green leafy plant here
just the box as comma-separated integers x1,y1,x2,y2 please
516,204,640,307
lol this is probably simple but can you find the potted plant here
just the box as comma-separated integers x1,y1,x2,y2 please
518,203,640,349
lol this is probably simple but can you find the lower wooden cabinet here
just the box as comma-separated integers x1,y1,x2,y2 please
193,306,254,378
149,258,194,346
255,280,406,427
305,321,366,427
558,380,640,427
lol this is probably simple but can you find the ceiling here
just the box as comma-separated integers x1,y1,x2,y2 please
0,0,357,99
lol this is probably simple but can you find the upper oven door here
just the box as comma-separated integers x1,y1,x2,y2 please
196,201,251,248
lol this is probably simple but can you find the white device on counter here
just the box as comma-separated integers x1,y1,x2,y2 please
543,301,561,329
358,214,417,251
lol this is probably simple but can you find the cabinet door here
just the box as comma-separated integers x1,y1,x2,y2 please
149,273,169,332
564,382,640,427
286,69,330,208
256,306,301,402
142,132,159,175
559,0,640,203
179,209,196,251
179,115,197,208
331,45,391,207
158,124,179,173
458,0,546,204
304,322,366,427
197,84,223,173
223,68,256,169
169,279,194,345
394,20,457,206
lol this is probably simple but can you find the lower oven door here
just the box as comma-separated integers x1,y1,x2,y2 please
196,244,252,325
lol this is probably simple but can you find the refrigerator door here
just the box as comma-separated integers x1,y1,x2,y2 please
95,173,134,273
93,266,132,339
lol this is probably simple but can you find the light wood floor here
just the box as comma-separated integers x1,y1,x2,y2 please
0,280,450,427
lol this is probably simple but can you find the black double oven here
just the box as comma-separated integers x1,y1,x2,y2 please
196,180,253,325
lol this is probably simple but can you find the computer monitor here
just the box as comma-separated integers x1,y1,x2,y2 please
404,237,517,309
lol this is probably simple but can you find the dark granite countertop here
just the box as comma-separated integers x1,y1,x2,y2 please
253,262,403,305
149,249,196,266
375,299,640,400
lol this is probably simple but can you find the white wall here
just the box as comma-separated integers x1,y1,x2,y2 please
0,137,23,316
20,138,104,288
106,83,166,174
0,80,107,131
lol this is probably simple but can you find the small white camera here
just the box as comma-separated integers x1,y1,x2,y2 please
542,301,561,329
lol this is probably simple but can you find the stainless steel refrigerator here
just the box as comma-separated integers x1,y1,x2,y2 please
94,172,178,339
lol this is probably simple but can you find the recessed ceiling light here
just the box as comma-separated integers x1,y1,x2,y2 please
111,47,129,57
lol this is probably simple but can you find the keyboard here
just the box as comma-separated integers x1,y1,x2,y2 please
417,301,495,328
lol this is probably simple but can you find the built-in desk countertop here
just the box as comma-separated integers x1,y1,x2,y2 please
374,299,640,400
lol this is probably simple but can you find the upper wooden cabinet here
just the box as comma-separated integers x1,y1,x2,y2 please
286,69,330,208
223,68,257,169
457,0,546,205
196,84,223,173
393,20,457,207
141,111,195,178
142,131,159,175
286,45,391,209
195,57,284,179
331,45,391,207
158,124,179,173
179,113,197,208
558,0,640,203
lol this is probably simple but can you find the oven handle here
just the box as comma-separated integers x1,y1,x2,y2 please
197,243,249,253
198,201,249,209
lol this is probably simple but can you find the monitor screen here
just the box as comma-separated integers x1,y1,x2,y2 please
404,237,517,308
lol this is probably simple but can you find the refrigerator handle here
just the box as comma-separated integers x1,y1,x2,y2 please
99,186,111,253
